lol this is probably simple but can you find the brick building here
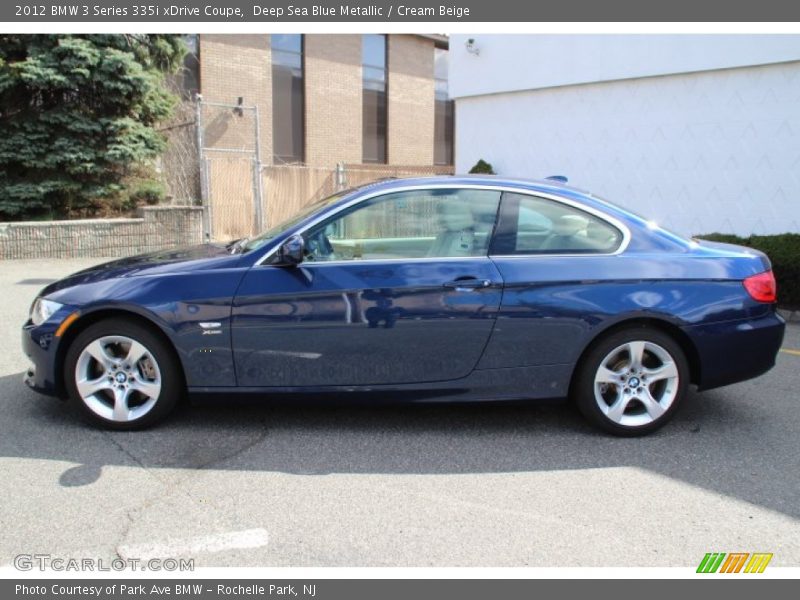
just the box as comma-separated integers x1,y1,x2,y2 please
186,34,453,168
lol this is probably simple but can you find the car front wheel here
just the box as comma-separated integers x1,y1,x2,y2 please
64,319,181,430
573,327,690,436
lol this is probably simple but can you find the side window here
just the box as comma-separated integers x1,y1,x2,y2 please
302,189,501,262
497,192,622,255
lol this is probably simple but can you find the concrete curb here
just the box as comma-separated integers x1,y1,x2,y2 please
778,309,799,323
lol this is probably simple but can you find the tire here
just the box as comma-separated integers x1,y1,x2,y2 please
572,326,689,436
64,318,182,430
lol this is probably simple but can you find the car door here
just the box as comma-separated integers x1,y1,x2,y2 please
479,190,626,370
231,187,504,387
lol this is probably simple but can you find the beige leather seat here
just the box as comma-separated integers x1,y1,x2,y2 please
540,214,590,251
585,220,618,250
427,200,476,257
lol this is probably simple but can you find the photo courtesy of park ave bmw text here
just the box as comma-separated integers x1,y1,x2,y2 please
1,0,799,595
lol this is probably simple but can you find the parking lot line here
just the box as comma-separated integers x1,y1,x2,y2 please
117,528,269,559
780,348,800,357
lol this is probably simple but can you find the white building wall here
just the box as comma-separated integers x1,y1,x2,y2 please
450,34,800,99
452,35,800,236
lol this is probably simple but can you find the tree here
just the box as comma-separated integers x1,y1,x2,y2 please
0,35,185,219
468,159,496,175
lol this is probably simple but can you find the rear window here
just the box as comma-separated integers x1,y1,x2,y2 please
501,193,623,255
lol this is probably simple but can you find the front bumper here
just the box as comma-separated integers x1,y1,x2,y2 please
685,311,786,390
21,318,68,398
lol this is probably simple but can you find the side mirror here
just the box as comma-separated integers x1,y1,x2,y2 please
273,234,305,267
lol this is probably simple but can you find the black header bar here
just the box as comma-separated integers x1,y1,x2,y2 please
5,0,800,22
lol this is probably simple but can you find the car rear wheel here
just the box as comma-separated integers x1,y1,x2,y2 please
64,319,181,430
573,327,689,436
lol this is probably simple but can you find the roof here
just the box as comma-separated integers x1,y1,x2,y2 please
351,174,589,197
344,175,649,229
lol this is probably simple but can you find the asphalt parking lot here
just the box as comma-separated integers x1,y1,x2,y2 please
1,258,799,568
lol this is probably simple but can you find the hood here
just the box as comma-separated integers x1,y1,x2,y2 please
40,243,241,297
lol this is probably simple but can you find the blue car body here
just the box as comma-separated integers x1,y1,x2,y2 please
22,176,785,404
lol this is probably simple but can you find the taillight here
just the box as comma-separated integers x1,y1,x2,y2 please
743,270,777,303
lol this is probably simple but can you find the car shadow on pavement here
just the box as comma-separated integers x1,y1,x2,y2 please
1,367,797,521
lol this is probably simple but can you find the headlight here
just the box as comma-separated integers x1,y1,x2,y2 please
30,297,64,326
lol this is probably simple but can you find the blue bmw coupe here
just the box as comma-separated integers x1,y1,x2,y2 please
22,177,785,435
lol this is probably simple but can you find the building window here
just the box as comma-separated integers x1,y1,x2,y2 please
362,34,388,164
434,48,454,166
272,34,304,164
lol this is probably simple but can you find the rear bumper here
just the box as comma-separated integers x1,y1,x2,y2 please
684,311,786,390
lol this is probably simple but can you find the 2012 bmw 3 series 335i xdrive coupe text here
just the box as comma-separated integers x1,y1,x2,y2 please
22,177,785,435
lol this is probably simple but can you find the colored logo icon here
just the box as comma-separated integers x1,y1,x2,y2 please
697,552,773,573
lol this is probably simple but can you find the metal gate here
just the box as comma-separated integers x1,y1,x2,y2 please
196,99,263,242
196,97,455,242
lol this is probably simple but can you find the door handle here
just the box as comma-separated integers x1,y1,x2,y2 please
443,278,493,290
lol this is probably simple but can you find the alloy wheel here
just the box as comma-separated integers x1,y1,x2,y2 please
593,340,680,427
74,335,162,422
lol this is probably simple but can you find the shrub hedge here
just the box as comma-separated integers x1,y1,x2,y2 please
695,233,800,310
468,159,496,175
129,180,166,207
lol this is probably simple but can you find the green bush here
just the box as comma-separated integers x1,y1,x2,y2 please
696,233,800,309
128,180,166,206
468,159,496,175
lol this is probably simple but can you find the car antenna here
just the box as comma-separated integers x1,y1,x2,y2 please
545,175,568,183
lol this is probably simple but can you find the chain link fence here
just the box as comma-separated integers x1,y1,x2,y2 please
257,163,455,238
340,163,454,189
183,98,456,242
197,100,263,241
0,206,203,259
205,154,259,240
156,100,201,205
261,165,339,230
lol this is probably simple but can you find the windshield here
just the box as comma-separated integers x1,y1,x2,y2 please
241,190,351,253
